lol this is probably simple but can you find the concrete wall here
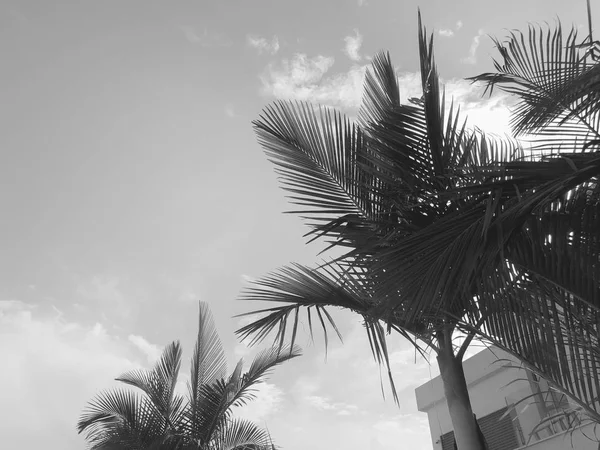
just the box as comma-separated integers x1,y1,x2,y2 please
415,348,555,449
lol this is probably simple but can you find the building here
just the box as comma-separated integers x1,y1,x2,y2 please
414,347,600,450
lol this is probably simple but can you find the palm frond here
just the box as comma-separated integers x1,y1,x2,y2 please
77,389,165,449
211,418,272,450
187,301,227,437
185,345,300,446
187,359,245,445
254,101,371,230
353,18,527,322
235,263,366,348
469,22,600,151
253,51,440,253
372,150,599,320
505,194,600,309
217,345,302,416
241,344,302,394
116,340,184,430
236,262,438,403
417,10,449,178
358,51,401,128
472,273,600,423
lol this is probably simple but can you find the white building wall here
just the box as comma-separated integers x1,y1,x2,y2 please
416,348,533,448
415,347,600,449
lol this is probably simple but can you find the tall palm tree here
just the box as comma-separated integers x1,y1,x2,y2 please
77,302,300,450
236,12,600,450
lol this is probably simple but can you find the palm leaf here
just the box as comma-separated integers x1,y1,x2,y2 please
235,262,439,403
188,359,245,445
210,417,272,450
185,345,300,446
116,340,184,431
254,101,370,229
505,194,600,309
471,274,600,422
187,302,227,439
358,50,400,128
469,22,600,151
345,15,526,322
77,389,165,449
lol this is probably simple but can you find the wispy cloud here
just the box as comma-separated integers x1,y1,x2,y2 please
372,414,431,446
343,29,363,62
0,300,142,449
439,19,464,38
306,395,359,415
442,78,514,135
256,315,440,450
357,0,368,6
247,34,280,55
179,25,231,47
461,29,485,64
234,382,284,421
128,334,162,364
260,53,368,111
260,51,512,132
260,51,514,144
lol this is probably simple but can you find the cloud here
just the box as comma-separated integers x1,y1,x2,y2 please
357,0,368,6
0,300,146,449
373,414,431,444
179,26,231,47
305,395,359,415
442,78,514,135
396,71,426,100
260,54,368,110
259,57,434,113
439,20,464,38
260,53,513,131
257,316,435,450
306,395,337,410
393,75,514,135
247,34,280,55
234,382,284,421
343,29,363,62
262,53,335,93
461,29,485,64
129,334,162,363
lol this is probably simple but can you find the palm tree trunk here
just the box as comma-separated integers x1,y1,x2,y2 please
437,329,486,450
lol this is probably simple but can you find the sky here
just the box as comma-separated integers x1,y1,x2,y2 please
0,0,594,449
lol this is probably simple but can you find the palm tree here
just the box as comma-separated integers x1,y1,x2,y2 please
77,302,300,450
236,12,600,450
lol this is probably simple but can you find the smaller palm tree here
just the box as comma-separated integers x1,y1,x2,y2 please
77,302,300,450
